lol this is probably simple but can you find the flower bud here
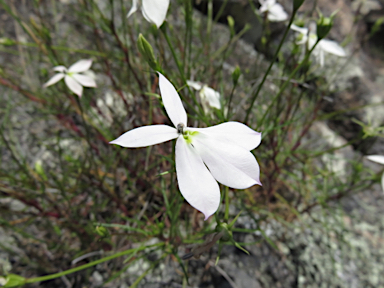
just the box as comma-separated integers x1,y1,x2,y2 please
1,274,26,287
137,34,158,71
232,66,241,86
316,13,334,40
95,226,109,237
293,0,305,12
227,16,235,37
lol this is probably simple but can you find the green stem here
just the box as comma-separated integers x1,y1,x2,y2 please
244,9,298,124
25,243,164,284
224,186,229,222
256,40,319,129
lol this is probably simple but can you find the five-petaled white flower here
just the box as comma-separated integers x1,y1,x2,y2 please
291,23,346,67
43,59,97,97
187,80,221,113
127,0,170,28
110,73,262,219
367,155,384,193
259,0,288,22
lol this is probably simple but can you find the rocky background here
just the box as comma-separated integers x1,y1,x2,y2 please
1,0,384,287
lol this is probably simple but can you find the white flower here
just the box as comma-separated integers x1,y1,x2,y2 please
127,0,170,28
367,155,384,193
187,80,221,112
111,73,262,219
259,0,288,22
43,59,97,97
291,24,346,67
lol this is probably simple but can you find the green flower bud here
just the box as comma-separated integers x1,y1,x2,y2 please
227,16,235,37
232,66,241,86
1,274,26,287
137,34,158,71
316,13,334,40
95,226,109,237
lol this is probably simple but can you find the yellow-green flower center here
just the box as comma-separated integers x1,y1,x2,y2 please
183,130,199,144
177,123,199,144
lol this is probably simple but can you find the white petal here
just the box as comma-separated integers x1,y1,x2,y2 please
186,80,202,90
308,34,317,50
142,0,169,28
53,65,67,73
317,47,325,67
43,73,65,87
367,155,384,165
193,134,261,189
200,86,221,109
290,24,308,35
318,39,346,57
158,72,187,127
189,121,261,151
68,59,93,73
175,137,220,220
268,4,288,21
110,125,178,148
64,75,83,97
71,74,97,87
127,0,138,18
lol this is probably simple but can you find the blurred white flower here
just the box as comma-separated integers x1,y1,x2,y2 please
127,0,170,28
111,73,262,220
367,155,384,193
187,80,221,113
259,0,288,22
291,23,346,66
43,59,97,97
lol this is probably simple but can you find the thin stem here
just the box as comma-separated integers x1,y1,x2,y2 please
244,9,298,124
25,243,164,284
256,40,320,129
224,186,229,222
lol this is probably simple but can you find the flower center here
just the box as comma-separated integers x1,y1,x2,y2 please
177,123,185,134
177,123,199,144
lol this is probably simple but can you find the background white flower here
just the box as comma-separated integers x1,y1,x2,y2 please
187,80,221,112
127,0,170,28
291,23,346,66
259,0,288,22
111,73,262,220
367,155,384,193
43,59,97,97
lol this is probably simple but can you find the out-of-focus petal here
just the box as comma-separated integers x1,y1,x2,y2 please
190,121,261,151
158,72,187,127
367,155,384,165
43,73,65,87
193,134,261,189
53,65,67,73
142,0,169,28
64,75,83,97
68,59,93,73
268,3,288,21
175,137,220,220
127,0,138,18
110,125,178,147
200,86,221,109
71,74,97,87
318,39,346,57
186,80,202,90
308,33,317,50
290,24,308,35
